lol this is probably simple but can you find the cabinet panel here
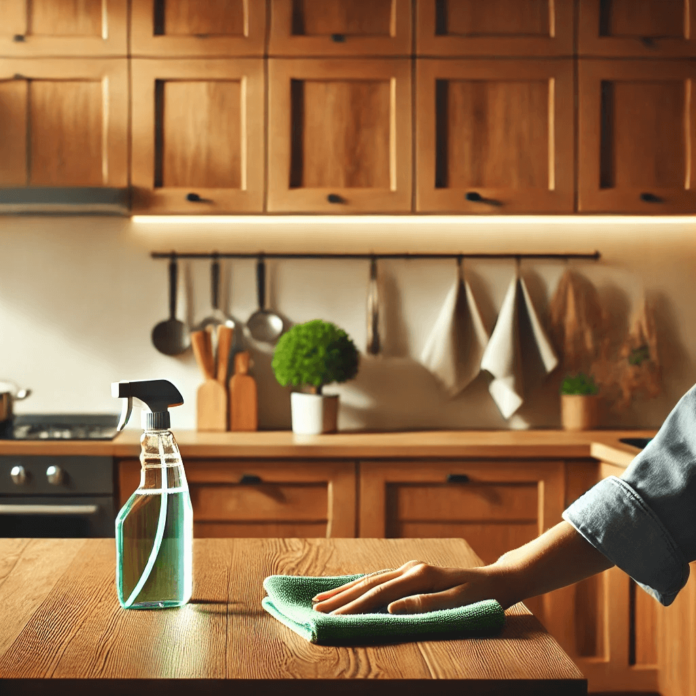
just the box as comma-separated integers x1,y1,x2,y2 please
118,459,356,538
578,60,696,213
269,0,412,56
131,59,265,214
0,60,128,187
131,0,266,57
579,0,696,57
416,0,574,56
416,59,574,213
0,0,127,56
268,59,412,212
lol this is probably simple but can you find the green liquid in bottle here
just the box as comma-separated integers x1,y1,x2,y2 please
116,431,193,609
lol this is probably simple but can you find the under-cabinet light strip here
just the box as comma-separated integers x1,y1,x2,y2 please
132,215,696,225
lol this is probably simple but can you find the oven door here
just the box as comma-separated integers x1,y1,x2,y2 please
0,496,115,537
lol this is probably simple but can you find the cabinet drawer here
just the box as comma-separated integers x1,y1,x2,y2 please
389,481,538,522
190,483,327,522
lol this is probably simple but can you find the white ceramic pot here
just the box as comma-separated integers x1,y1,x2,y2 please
291,392,339,435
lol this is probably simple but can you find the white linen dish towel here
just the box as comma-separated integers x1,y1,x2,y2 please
480,270,559,419
420,260,489,396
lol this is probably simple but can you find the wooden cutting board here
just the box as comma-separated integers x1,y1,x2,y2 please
191,329,226,432
229,351,258,431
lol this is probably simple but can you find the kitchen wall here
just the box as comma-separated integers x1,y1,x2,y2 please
1,214,693,431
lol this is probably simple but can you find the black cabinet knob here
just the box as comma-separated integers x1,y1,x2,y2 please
12,34,25,42
465,191,483,202
327,193,345,204
239,474,262,485
640,192,662,203
331,33,346,43
446,473,470,484
186,192,203,202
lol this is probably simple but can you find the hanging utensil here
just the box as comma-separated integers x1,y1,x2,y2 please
197,254,236,333
366,256,380,355
247,255,284,343
152,254,190,356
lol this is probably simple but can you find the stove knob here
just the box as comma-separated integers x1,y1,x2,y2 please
46,465,64,485
10,465,27,485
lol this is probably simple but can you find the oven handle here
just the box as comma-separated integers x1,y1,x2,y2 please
0,504,99,516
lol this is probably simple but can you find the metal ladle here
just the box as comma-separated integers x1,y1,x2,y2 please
246,255,284,343
196,254,236,333
152,254,190,356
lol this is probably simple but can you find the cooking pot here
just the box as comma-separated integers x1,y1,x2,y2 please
0,381,31,423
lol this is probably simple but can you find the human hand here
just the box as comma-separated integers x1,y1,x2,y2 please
311,560,520,615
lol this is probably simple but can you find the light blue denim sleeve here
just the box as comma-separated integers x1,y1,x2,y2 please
563,384,696,606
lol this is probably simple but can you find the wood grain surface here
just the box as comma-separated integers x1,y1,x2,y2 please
0,538,585,695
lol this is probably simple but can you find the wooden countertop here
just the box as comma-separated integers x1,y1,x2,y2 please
0,429,652,467
0,537,585,695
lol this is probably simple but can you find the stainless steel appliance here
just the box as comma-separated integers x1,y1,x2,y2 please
0,414,119,538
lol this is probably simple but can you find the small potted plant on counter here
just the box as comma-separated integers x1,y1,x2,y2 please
560,372,600,431
272,319,359,435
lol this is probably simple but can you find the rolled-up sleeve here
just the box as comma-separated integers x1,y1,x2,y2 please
563,384,696,606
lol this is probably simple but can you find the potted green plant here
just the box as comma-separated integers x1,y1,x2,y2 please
272,319,359,435
560,373,600,431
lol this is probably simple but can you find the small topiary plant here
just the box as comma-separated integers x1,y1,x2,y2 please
272,319,359,395
561,372,599,396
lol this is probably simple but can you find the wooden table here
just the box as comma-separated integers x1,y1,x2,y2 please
0,538,586,695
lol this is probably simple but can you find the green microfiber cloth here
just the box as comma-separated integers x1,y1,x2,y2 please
262,573,505,645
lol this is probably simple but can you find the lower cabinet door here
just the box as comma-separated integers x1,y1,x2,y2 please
358,460,565,629
118,459,357,538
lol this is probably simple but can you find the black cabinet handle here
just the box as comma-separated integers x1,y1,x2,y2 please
13,34,25,42
327,193,346,204
465,191,483,202
446,473,470,484
640,192,663,203
239,474,262,485
186,192,204,202
640,36,655,48
331,33,346,42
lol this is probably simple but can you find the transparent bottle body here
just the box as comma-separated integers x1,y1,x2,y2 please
116,430,193,609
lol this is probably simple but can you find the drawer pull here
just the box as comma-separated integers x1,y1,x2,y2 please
239,474,262,485
331,33,346,43
327,193,346,204
640,192,663,203
446,473,470,484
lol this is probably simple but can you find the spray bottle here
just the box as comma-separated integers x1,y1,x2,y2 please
112,379,193,609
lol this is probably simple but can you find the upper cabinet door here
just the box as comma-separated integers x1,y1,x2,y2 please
268,59,412,213
0,60,127,186
269,0,412,56
0,0,127,56
416,60,574,213
578,60,696,213
131,60,265,214
416,0,574,57
131,0,266,57
579,0,696,57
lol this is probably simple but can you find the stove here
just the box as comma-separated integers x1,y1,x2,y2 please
0,414,120,537
1,414,120,441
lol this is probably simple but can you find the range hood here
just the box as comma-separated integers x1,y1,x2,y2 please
0,188,129,215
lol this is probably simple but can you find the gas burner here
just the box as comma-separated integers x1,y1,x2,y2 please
5,414,120,441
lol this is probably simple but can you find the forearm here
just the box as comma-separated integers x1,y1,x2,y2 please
489,521,614,608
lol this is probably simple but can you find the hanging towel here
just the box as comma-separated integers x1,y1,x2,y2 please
420,260,489,396
480,271,558,419
262,573,505,645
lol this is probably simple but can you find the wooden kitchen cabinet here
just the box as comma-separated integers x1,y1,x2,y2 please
578,0,696,57
358,459,565,630
416,0,574,57
130,0,266,57
0,0,127,57
268,0,412,57
0,59,128,187
267,59,412,213
130,59,265,214
118,459,357,538
578,60,696,214
415,59,575,213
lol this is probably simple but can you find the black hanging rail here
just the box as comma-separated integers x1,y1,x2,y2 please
150,251,601,261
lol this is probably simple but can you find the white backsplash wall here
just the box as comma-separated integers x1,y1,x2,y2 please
1,215,694,431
